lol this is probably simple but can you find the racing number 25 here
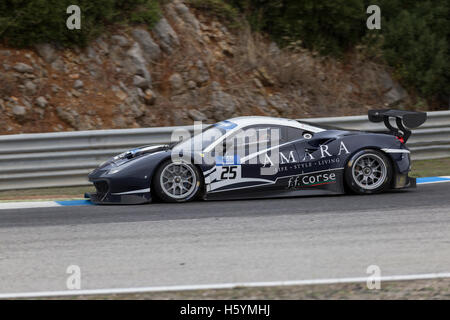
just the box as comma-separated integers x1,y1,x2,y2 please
220,166,238,179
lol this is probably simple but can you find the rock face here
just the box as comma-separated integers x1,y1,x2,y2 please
126,42,152,84
143,89,156,105
153,18,180,54
188,109,207,121
0,0,416,135
56,107,80,128
34,43,57,64
133,75,149,89
385,84,408,105
131,28,161,61
377,71,408,105
174,1,200,31
111,35,129,47
187,80,196,90
24,80,37,95
12,105,27,117
268,95,289,114
194,60,210,85
211,90,236,119
35,96,48,108
169,73,184,95
13,63,34,73
379,71,394,92
73,80,84,90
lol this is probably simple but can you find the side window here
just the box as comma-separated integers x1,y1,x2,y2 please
285,127,305,142
248,125,286,148
223,125,286,157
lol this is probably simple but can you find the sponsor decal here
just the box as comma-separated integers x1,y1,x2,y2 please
218,165,240,180
214,120,237,131
287,172,337,189
216,155,242,181
263,141,350,168
262,150,297,167
216,155,240,166
292,157,341,169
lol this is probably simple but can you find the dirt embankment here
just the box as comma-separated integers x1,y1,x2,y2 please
0,0,417,136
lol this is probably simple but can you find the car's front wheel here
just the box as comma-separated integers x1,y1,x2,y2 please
153,160,202,202
345,149,393,194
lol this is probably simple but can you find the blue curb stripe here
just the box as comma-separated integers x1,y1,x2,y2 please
55,200,93,206
417,177,450,184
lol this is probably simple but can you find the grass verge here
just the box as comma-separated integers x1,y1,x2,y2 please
410,157,450,178
0,186,95,201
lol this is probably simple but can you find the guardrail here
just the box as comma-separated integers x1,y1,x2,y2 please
1,111,449,191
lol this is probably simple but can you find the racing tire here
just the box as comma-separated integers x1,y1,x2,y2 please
152,160,202,203
345,149,393,195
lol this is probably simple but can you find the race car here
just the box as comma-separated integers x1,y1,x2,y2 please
86,109,427,204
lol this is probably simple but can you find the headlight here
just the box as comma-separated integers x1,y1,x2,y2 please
108,168,123,175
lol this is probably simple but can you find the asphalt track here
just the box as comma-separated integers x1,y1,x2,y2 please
0,183,449,294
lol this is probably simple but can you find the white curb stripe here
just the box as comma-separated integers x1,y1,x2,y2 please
0,199,92,210
0,201,61,210
1,272,449,299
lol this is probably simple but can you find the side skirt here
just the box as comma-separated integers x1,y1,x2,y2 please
205,169,346,201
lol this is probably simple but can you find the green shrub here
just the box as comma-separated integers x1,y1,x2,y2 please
230,0,449,100
187,0,239,28
0,0,162,47
229,0,366,56
379,0,449,98
130,0,162,26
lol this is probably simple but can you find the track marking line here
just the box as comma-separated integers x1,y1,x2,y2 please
1,272,450,299
0,199,93,210
55,200,93,206
0,201,61,210
0,198,85,203
0,176,448,210
417,176,450,185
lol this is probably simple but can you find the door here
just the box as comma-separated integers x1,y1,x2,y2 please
207,124,285,193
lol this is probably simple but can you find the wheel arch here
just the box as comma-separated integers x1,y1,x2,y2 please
343,145,397,171
342,146,396,192
193,163,207,198
150,155,206,201
149,154,174,200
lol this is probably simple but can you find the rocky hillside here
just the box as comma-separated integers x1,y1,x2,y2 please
0,0,413,135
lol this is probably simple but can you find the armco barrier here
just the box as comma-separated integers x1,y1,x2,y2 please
0,111,449,191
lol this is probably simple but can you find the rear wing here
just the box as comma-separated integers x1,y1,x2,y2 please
368,109,427,142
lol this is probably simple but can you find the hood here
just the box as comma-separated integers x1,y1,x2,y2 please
114,144,170,160
99,144,170,169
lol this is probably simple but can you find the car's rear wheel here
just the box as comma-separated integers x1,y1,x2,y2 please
153,160,202,203
345,149,392,194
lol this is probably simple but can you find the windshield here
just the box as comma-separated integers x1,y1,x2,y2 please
174,120,237,151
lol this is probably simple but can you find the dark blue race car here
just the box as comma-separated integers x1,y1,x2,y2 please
86,109,426,204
